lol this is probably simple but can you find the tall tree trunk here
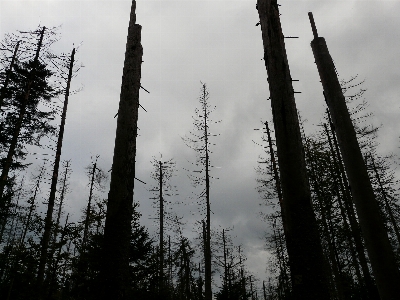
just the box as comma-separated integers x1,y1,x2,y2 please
47,214,69,299
221,229,226,288
0,27,45,205
263,281,267,300
303,136,346,298
309,12,400,299
159,160,164,293
324,123,368,287
257,2,330,298
47,160,69,287
202,84,212,300
99,1,142,299
37,47,75,289
325,120,376,296
82,158,98,249
265,122,290,295
238,246,247,299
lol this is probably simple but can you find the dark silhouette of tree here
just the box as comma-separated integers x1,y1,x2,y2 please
257,1,330,298
182,82,220,300
0,26,48,203
82,156,107,251
37,47,76,291
309,12,400,299
98,1,143,299
149,155,177,296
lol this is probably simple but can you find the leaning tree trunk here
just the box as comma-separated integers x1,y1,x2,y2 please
257,1,330,298
309,12,400,299
82,158,98,250
99,1,142,299
37,47,75,290
324,121,375,296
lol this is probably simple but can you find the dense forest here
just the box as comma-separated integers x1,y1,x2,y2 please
1,0,400,299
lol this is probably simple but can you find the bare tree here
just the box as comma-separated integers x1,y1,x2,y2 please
182,83,220,300
37,47,76,289
149,156,177,294
257,1,330,298
99,1,143,298
82,156,107,250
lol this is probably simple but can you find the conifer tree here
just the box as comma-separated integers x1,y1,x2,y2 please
182,83,220,300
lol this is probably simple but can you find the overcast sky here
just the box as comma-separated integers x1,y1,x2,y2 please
1,0,400,292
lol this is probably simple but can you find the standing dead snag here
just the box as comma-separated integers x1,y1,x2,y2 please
149,156,177,295
256,1,330,298
182,83,217,300
309,12,400,299
37,48,76,291
99,1,142,299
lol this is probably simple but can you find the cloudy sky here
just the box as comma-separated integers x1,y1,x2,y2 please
1,0,400,292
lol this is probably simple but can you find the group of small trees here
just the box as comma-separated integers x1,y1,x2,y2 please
257,82,400,299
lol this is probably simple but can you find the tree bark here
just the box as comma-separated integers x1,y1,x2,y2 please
99,1,142,299
257,2,330,298
309,12,400,299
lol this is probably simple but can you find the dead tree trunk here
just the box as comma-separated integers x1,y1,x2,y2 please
325,118,376,297
0,27,45,205
46,160,70,285
47,214,69,299
51,161,70,248
37,48,75,289
203,84,212,300
263,281,267,300
82,157,98,249
159,160,164,292
222,229,228,288
309,12,400,299
99,1,142,298
257,1,330,298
